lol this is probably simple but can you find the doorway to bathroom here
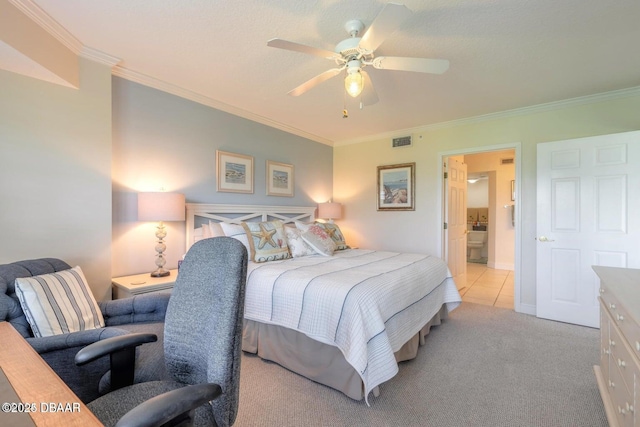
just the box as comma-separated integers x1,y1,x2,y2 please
441,145,519,311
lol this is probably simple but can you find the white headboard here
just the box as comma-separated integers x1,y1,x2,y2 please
186,203,317,251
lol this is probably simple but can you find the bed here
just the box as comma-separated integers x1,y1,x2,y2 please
186,203,462,403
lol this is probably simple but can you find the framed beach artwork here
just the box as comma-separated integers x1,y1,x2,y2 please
216,150,254,193
266,160,294,197
377,163,415,211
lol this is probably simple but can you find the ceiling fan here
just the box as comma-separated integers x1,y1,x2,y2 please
267,3,449,106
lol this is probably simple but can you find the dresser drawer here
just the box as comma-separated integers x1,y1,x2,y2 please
601,288,627,325
610,325,635,396
602,287,640,363
609,361,634,427
601,306,611,382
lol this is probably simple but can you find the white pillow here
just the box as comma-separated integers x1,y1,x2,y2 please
201,223,212,238
285,226,316,258
219,222,252,254
15,266,105,338
301,224,336,256
208,221,225,237
294,221,313,232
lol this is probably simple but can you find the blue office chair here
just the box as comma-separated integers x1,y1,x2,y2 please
76,237,248,427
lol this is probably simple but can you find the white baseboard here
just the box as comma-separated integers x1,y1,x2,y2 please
516,303,536,316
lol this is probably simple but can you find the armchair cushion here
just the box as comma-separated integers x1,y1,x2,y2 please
15,266,104,337
100,292,170,326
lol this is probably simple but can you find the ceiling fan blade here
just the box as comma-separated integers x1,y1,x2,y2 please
360,71,379,106
372,56,450,74
288,68,343,97
358,3,412,53
267,38,341,60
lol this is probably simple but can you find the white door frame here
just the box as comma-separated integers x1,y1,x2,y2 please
437,142,524,313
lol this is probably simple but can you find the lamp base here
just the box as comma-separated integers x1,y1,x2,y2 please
150,268,170,278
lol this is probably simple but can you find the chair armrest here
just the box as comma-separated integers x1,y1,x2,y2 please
115,383,222,427
75,333,158,365
75,333,157,391
100,293,170,326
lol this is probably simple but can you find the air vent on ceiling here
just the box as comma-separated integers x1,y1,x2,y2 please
392,136,412,148
500,158,514,165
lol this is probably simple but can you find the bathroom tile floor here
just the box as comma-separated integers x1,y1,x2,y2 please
455,262,514,310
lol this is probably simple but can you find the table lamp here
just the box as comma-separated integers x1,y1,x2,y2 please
138,192,185,277
318,202,342,223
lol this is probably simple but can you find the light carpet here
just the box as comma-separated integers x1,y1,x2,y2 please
234,302,607,427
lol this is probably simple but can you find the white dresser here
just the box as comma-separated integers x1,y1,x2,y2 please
594,266,640,427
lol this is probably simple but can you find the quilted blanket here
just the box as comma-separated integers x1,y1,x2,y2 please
244,249,461,402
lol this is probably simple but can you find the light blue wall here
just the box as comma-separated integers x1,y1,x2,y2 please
112,77,333,276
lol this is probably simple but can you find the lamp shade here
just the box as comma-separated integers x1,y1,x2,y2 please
138,192,185,222
318,202,342,220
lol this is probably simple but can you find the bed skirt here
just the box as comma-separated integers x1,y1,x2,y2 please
242,304,449,400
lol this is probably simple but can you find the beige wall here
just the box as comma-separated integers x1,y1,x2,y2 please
0,59,113,300
334,93,640,313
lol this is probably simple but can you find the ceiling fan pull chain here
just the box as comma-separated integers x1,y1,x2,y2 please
342,89,349,118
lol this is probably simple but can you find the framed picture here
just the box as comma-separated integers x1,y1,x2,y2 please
216,150,253,193
377,163,415,211
266,160,294,197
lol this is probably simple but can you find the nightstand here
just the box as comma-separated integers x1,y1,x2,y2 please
112,270,178,299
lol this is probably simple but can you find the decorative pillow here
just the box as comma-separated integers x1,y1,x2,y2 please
301,224,336,256
208,221,225,237
242,220,291,262
201,223,212,238
14,266,105,338
285,226,316,258
294,221,313,232
315,222,348,250
219,222,252,254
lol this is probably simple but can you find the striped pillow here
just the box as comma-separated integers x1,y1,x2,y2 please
15,266,105,337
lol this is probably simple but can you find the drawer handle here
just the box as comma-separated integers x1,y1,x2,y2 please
618,358,626,368
617,314,625,321
610,340,616,347
636,341,640,352
619,405,626,415
603,349,610,355
609,380,615,388
600,288,605,294
609,303,616,309
627,402,634,413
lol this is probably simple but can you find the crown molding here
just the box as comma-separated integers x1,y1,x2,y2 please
79,46,121,68
10,0,331,145
334,85,640,147
112,66,333,146
9,0,83,54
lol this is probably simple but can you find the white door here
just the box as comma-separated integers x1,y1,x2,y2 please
446,157,468,277
536,132,640,327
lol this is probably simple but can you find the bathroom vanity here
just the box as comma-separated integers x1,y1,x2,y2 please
594,266,640,427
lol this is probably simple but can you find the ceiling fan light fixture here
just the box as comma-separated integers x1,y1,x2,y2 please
345,61,364,97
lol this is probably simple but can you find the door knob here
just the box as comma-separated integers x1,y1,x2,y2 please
538,236,555,242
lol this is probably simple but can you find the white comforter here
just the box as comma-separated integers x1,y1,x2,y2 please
244,249,461,402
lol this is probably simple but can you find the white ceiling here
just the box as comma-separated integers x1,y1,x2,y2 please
6,0,640,145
